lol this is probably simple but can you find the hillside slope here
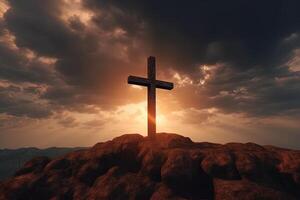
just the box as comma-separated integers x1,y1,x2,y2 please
0,147,84,181
0,133,299,200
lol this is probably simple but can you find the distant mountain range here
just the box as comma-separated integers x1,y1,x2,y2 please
0,147,85,180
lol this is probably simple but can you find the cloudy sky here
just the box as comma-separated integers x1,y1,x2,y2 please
0,0,300,149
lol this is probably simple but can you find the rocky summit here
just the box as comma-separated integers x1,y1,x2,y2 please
0,133,299,200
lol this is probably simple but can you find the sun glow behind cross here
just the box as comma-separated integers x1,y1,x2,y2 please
122,100,168,135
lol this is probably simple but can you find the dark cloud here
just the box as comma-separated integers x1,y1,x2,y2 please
0,86,52,118
3,0,146,110
173,64,300,117
85,0,300,69
4,0,69,57
0,46,58,84
0,0,300,119
81,0,300,116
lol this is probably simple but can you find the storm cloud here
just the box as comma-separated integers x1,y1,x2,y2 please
0,0,300,141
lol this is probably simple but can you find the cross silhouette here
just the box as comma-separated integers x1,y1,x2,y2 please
128,56,174,139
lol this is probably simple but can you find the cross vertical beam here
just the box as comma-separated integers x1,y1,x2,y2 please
128,56,174,139
147,56,156,139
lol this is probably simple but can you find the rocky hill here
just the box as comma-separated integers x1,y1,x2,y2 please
0,133,299,200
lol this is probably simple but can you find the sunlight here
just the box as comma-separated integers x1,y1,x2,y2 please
115,101,169,133
0,0,9,18
0,29,18,50
173,72,193,87
156,113,167,129
131,85,143,90
287,49,300,72
61,0,94,26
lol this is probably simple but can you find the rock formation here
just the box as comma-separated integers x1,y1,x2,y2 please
0,133,299,200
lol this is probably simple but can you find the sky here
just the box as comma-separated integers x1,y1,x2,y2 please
0,0,300,149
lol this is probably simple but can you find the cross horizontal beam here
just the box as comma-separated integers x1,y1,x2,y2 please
128,75,174,90
156,80,174,90
128,76,149,87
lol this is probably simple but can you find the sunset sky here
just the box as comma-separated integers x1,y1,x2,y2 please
0,0,300,149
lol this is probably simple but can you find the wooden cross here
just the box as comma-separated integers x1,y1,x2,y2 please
128,56,174,139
